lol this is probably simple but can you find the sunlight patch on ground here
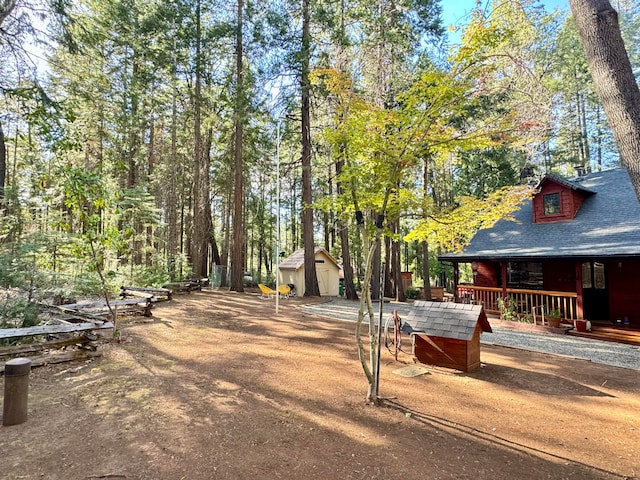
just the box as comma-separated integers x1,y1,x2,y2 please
392,365,430,377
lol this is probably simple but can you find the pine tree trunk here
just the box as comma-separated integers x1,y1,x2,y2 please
301,0,320,296
422,242,432,300
323,165,332,252
392,220,405,302
220,187,231,288
422,155,432,300
579,92,591,168
0,121,6,201
146,121,156,267
335,158,358,300
323,210,330,252
204,126,214,268
167,54,179,281
383,235,393,298
290,178,298,251
230,0,245,292
370,238,381,300
190,0,210,278
570,0,640,198
127,59,140,190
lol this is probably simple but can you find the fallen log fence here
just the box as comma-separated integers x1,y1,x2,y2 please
0,320,113,372
120,286,173,301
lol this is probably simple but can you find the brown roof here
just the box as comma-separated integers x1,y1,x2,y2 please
278,247,340,271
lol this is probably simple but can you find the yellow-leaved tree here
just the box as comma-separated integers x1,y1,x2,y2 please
313,61,534,403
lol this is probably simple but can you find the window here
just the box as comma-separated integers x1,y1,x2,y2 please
593,262,606,289
582,263,592,288
507,262,543,289
582,262,606,289
543,192,561,215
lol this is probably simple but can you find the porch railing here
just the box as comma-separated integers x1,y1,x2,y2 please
456,285,578,321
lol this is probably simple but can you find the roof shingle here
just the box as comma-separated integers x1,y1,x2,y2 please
440,168,640,261
404,300,491,341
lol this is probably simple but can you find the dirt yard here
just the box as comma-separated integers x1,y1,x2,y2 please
1,290,638,480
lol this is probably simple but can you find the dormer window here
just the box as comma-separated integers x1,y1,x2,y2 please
543,192,561,215
533,175,594,223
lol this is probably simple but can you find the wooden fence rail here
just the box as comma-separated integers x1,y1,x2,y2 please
456,285,578,320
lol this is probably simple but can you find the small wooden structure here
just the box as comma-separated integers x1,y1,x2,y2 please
404,301,492,372
279,247,340,296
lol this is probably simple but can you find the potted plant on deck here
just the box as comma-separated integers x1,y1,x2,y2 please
546,308,562,328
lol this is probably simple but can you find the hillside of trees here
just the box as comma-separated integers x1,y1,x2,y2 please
1,0,638,312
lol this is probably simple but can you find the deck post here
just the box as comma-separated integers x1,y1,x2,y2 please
500,262,508,299
575,262,584,319
453,262,459,302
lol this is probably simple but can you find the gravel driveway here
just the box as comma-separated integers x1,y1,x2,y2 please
302,298,640,371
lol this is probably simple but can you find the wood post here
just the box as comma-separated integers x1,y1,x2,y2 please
452,262,459,302
501,262,508,300
575,262,584,319
3,358,31,426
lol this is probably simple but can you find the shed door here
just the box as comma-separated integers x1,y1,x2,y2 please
317,268,330,296
582,262,609,320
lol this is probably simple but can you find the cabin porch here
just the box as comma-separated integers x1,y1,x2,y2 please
455,284,640,345
456,285,578,321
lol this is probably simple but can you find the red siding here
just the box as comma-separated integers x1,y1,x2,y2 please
473,261,577,292
543,261,576,292
413,325,483,372
474,261,499,287
465,259,638,326
533,180,587,224
608,259,640,327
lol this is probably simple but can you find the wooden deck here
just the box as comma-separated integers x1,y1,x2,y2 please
486,312,640,346
568,324,640,346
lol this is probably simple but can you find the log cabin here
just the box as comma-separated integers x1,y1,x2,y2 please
439,168,640,331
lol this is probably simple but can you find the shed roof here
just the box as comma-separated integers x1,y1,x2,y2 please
403,301,492,341
278,247,340,271
439,168,640,262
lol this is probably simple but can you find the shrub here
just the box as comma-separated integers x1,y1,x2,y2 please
0,291,40,329
498,296,533,323
406,285,420,299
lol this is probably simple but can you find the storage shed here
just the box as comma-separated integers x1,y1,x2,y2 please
403,301,492,372
279,247,340,296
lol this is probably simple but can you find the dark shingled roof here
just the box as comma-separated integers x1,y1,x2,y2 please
439,168,640,262
403,301,492,341
538,174,596,195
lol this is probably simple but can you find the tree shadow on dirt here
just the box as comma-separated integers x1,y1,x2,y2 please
93,334,624,480
7,291,633,480
468,363,615,397
381,398,626,480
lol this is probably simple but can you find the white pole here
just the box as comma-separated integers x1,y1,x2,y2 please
275,122,281,315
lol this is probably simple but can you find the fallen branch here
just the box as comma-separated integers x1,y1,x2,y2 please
0,335,93,358
0,350,102,373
